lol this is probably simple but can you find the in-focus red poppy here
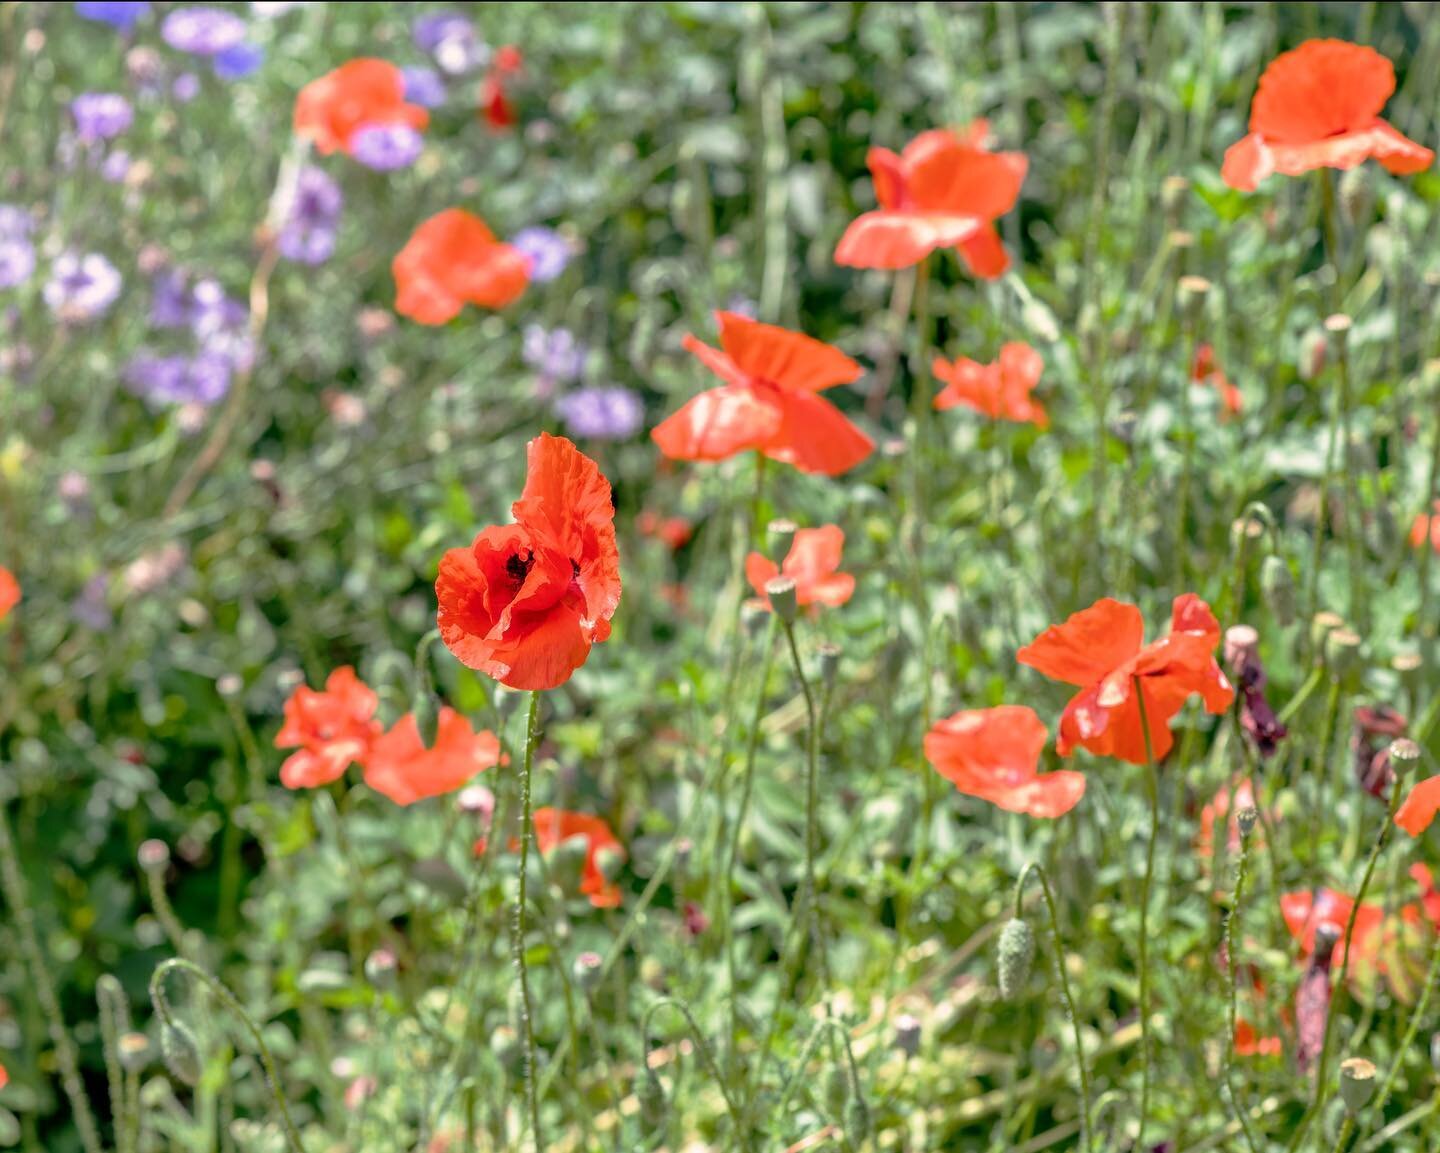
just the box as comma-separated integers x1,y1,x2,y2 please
437,433,621,691
0,566,18,622
362,708,504,806
745,525,855,613
1411,500,1440,553
923,705,1085,818
1191,343,1243,420
531,807,625,908
1222,39,1433,192
1017,594,1234,765
393,209,530,325
835,120,1027,275
275,667,381,790
933,342,1047,428
651,311,873,476
294,58,429,156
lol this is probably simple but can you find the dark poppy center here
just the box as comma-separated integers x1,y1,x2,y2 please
506,549,535,585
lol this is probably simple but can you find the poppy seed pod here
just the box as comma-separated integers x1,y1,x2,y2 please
997,917,1036,999
1339,1056,1377,1113
765,576,799,624
549,834,591,892
893,1012,921,1056
572,950,603,992
594,844,625,884
741,597,771,638
767,518,797,562
160,1020,203,1088
1325,628,1363,680
1237,806,1259,839
1178,275,1211,323
1390,738,1422,777
1310,611,1344,654
1393,652,1423,690
818,642,842,689
1260,555,1295,625
1161,175,1190,217
1324,313,1353,356
118,1031,151,1074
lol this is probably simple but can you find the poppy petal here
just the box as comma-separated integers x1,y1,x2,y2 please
908,145,1027,224
1263,123,1434,180
1221,133,1274,192
744,552,781,600
834,210,982,270
681,335,753,390
651,384,783,462
866,146,907,211
1250,39,1395,143
0,566,18,622
783,525,845,584
763,389,874,476
1017,598,1146,687
715,312,862,393
959,224,1010,279
1396,775,1440,837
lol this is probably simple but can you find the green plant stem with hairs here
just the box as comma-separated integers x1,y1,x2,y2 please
1014,862,1093,1153
1221,822,1262,1153
780,616,826,988
148,957,304,1153
641,997,753,1153
1134,679,1160,1151
512,689,545,1151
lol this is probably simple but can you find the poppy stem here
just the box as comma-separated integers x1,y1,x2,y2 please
1133,677,1160,1151
781,616,827,992
1014,862,1092,1153
1222,820,1263,1153
1417,367,1440,651
512,689,544,1151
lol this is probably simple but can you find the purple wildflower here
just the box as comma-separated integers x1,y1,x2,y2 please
124,351,231,407
277,166,342,265
349,124,424,171
512,226,571,283
402,65,446,109
71,93,133,143
161,7,248,55
149,269,192,328
172,73,201,102
413,10,486,74
554,386,644,440
72,574,112,630
522,324,586,394
44,253,122,321
100,150,132,183
0,206,33,239
190,279,253,371
213,41,264,80
0,240,35,290
75,2,150,29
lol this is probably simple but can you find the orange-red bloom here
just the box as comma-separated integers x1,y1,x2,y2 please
933,342,1047,428
637,511,694,551
1234,1017,1283,1058
393,209,530,325
1017,594,1235,765
744,525,855,612
275,667,381,790
1396,772,1440,837
294,58,429,156
437,433,621,691
532,807,624,908
480,44,522,131
0,566,17,622
835,121,1027,275
1411,500,1440,553
923,705,1085,818
362,708,503,806
651,312,873,476
1191,343,1242,419
1222,40,1433,192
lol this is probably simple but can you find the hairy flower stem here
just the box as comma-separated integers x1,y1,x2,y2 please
641,997,753,1153
512,689,545,1151
0,803,104,1153
781,618,826,988
1176,306,1200,591
1222,827,1262,1153
1014,863,1093,1153
1134,679,1160,1151
1418,370,1440,650
148,957,304,1153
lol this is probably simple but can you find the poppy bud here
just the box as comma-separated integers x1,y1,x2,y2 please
1325,628,1362,680
1311,611,1344,654
1390,738,1422,780
1260,555,1295,626
638,1070,667,1131
118,1031,151,1074
1324,313,1352,357
1339,1056,1377,1113
412,689,441,749
767,518,797,562
1339,167,1371,226
1298,328,1328,381
138,839,170,873
847,1100,872,1143
997,917,1035,1000
160,1019,203,1088
825,1067,849,1115
893,1012,921,1056
1393,651,1423,691
741,597,770,638
765,576,798,624
572,950,603,992
817,642,842,689
364,947,398,990
1161,175,1189,217
1236,806,1258,840
1178,275,1211,323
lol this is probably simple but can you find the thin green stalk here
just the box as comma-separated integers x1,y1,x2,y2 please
97,975,133,1153
781,618,825,985
512,690,544,1151
641,997,754,1153
1332,1116,1356,1153
1014,863,1092,1153
1221,824,1262,1153
1134,679,1160,1152
1418,371,1440,646
1371,925,1440,1121
1176,304,1200,591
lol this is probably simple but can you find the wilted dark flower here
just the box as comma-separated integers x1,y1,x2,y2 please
161,7,248,55
71,92,133,143
213,41,264,80
349,123,424,171
76,1,151,29
1352,705,1408,799
512,225,571,283
124,351,230,407
44,252,122,321
278,165,342,265
555,386,644,441
1296,922,1340,1073
402,65,446,109
1224,625,1287,760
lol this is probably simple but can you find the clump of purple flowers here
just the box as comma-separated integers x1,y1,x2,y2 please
350,124,424,172
512,226,572,283
76,2,151,30
213,41,264,81
44,252,123,322
402,65,446,109
161,7,248,55
71,93,133,143
554,386,644,441
413,10,487,75
124,352,232,408
0,206,36,291
126,269,252,408
522,324,586,396
278,166,342,265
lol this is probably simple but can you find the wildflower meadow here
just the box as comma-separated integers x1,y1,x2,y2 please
5,2,1440,1150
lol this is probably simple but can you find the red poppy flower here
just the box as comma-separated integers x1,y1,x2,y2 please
275,666,381,790
1396,773,1440,837
294,58,429,156
1222,40,1433,192
835,121,1027,275
923,705,1085,818
362,708,503,806
532,807,624,908
933,342,1047,428
1282,888,1386,970
0,1063,6,1090
1234,1017,1283,1058
1191,343,1243,419
745,525,855,612
1412,864,1440,926
479,46,521,131
0,566,18,622
393,209,530,325
651,311,873,476
1411,500,1440,552
437,433,621,691
1017,594,1235,765
637,511,694,551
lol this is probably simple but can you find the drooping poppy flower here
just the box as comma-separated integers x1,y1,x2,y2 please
1224,626,1287,760
1221,40,1433,192
294,58,430,156
1352,704,1408,799
744,525,855,613
651,311,874,476
1412,500,1440,553
479,44,521,131
393,209,530,324
0,566,18,621
531,807,624,908
1017,594,1235,765
923,705,1085,818
361,708,503,806
933,342,1047,428
437,433,621,691
275,666,381,790
1191,343,1243,419
835,120,1027,275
